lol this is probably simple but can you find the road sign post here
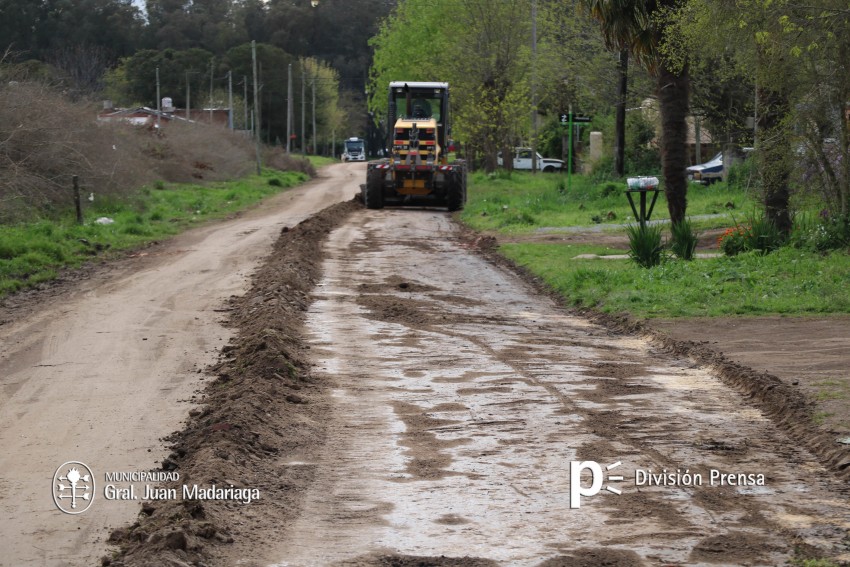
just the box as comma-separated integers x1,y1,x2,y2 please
559,110,592,192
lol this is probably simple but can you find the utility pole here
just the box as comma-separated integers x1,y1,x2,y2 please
243,76,248,132
614,50,628,176
185,71,190,121
227,70,233,130
531,0,538,173
301,60,306,155
287,63,293,153
155,67,161,129
252,41,261,174
209,57,214,124
695,114,701,165
312,72,316,156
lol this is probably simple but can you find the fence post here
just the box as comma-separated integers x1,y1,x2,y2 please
73,175,83,224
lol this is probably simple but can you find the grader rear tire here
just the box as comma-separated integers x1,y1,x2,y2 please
446,170,465,212
364,168,384,210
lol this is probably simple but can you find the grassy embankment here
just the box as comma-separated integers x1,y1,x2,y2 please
460,171,850,318
0,167,316,297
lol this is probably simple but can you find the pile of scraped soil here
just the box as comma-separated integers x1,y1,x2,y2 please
461,227,850,483
106,198,361,567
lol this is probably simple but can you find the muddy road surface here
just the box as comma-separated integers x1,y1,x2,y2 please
0,164,360,566
256,209,850,566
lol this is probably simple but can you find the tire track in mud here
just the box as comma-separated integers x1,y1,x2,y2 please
267,209,850,566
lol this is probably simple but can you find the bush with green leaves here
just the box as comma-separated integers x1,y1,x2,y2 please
790,214,850,252
718,214,786,256
626,223,664,268
744,215,785,254
670,218,698,260
726,158,757,192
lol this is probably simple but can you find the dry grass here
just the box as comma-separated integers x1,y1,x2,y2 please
263,147,317,177
141,120,255,184
0,81,152,221
0,76,295,222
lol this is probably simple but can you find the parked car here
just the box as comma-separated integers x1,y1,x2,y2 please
687,152,723,185
497,148,565,172
687,148,753,185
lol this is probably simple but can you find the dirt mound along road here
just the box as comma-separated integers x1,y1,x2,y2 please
0,162,362,567
260,209,850,566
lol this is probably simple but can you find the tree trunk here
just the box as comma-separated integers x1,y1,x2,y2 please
615,49,628,177
657,61,690,225
757,84,792,233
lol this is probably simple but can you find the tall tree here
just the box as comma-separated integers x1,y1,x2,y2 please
583,0,690,224
450,0,533,170
665,0,850,233
0,0,143,61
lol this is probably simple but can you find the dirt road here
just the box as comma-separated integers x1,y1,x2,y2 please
0,164,359,566
259,209,850,566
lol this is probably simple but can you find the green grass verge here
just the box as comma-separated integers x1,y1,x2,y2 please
500,243,850,317
460,170,755,233
0,169,308,298
461,169,848,317
307,155,337,168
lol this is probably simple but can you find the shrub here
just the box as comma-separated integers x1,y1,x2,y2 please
599,182,620,198
670,218,698,260
719,214,786,256
626,223,664,268
262,148,316,176
791,213,850,252
0,77,300,222
499,210,537,227
718,226,747,256
726,158,757,192
0,81,154,222
744,215,785,254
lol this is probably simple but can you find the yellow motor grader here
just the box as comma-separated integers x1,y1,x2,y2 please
364,81,466,210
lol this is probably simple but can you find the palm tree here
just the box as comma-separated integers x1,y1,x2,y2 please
582,0,690,224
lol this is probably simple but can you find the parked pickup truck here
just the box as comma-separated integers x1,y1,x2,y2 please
497,148,565,172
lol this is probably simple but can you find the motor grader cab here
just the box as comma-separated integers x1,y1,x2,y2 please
363,81,466,211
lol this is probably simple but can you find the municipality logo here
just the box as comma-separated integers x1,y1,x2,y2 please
52,461,95,514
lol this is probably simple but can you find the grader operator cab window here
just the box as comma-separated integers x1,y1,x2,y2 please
391,87,443,122
408,98,441,121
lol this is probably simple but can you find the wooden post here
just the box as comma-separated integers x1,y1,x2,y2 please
252,41,262,174
73,176,83,224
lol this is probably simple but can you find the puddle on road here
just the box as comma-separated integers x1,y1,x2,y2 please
269,211,850,567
